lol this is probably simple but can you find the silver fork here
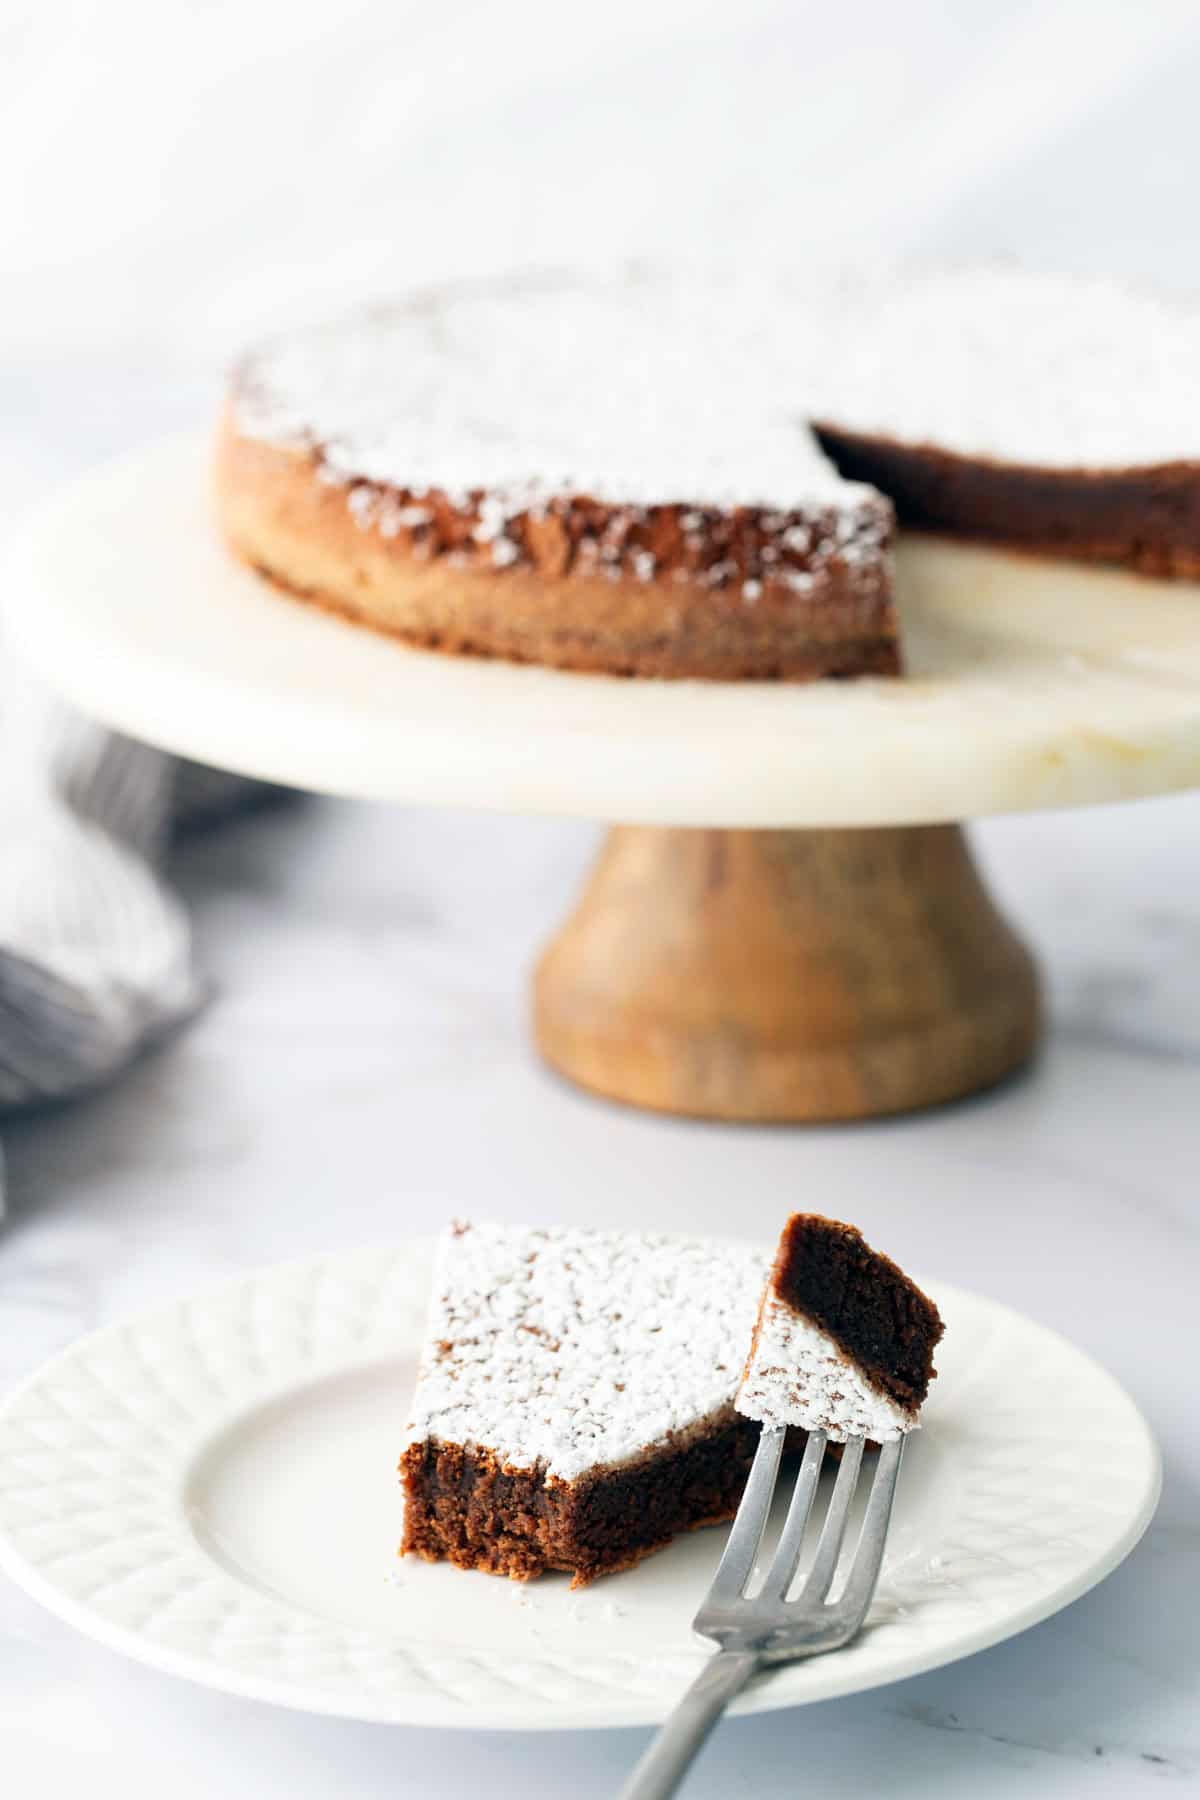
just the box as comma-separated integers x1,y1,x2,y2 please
618,1426,904,1800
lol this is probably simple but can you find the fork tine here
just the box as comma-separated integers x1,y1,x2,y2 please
799,1434,864,1602
836,1435,904,1622
703,1424,785,1605
628,1425,905,1799
759,1429,827,1598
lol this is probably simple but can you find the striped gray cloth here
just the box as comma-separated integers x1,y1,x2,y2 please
0,671,282,1215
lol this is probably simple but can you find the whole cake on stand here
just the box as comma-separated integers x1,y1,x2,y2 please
217,274,899,681
6,270,1200,1122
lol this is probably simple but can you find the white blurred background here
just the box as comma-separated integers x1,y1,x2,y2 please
5,0,1200,517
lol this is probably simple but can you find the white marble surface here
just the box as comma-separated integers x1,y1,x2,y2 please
5,1,1200,1791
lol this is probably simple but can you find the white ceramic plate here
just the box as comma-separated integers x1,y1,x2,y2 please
5,436,1200,825
0,1241,1159,1729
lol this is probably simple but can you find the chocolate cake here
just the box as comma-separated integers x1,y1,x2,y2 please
400,1221,769,1585
737,1214,943,1442
811,268,1200,577
217,274,898,681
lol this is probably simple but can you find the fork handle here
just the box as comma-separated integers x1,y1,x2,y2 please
618,1649,761,1800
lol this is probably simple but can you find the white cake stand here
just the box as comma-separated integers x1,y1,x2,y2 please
7,435,1200,1121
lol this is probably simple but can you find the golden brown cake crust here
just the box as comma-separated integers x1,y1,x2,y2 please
214,411,900,681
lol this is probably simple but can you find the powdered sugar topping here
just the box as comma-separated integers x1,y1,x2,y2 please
814,267,1200,470
737,1296,916,1443
404,1221,767,1484
233,273,881,532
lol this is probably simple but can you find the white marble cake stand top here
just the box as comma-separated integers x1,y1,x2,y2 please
5,435,1200,826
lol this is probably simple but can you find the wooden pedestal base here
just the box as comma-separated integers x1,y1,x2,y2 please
534,825,1039,1122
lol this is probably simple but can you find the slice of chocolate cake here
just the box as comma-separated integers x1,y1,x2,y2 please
809,268,1200,578
737,1214,943,1442
400,1221,768,1586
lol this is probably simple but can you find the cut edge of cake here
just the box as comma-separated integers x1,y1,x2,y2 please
736,1213,944,1443
399,1406,761,1587
809,267,1200,579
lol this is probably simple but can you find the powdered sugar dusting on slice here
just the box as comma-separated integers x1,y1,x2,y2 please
814,267,1200,470
737,1295,915,1443
404,1221,767,1484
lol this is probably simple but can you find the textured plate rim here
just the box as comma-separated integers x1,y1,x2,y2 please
0,1243,1162,1730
